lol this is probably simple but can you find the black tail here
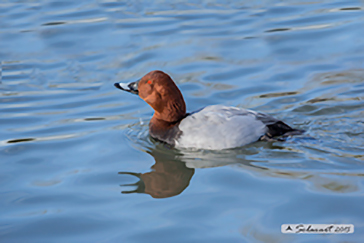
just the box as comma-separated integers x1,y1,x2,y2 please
265,121,304,138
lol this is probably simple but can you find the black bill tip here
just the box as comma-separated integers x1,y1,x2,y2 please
114,83,123,90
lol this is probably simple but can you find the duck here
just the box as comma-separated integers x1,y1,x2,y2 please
114,70,303,150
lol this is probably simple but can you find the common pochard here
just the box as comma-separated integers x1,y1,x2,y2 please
115,70,303,150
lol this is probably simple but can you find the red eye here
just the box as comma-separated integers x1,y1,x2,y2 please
147,80,152,84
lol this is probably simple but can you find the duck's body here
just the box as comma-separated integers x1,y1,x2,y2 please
115,70,303,150
177,105,270,150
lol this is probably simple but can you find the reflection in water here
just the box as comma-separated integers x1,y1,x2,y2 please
119,150,194,199
6,138,35,144
120,136,363,199
42,22,66,26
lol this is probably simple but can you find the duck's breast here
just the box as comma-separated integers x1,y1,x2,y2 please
176,105,268,150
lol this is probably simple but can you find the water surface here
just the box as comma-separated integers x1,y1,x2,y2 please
1,0,364,242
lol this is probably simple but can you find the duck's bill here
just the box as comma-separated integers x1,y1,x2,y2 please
114,80,139,95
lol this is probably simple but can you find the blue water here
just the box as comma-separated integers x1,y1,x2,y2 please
1,0,364,242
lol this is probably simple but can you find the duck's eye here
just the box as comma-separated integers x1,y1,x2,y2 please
147,80,152,84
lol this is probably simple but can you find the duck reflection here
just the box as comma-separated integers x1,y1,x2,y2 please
119,140,362,198
118,142,292,198
119,149,194,199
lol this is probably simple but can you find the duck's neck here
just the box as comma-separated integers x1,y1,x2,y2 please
149,116,184,145
149,100,186,145
148,90,186,144
153,97,186,123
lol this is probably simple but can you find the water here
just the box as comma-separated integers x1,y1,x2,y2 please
1,0,364,242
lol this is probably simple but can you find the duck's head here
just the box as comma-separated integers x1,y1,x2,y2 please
115,70,186,123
